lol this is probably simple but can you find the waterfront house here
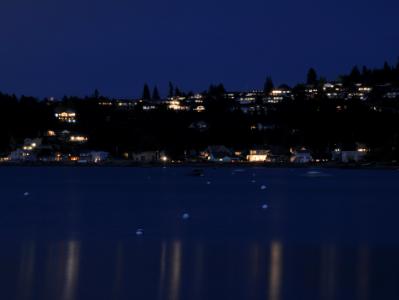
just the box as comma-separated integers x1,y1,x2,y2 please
332,148,368,163
202,145,234,162
79,151,109,163
290,149,313,163
246,149,270,162
131,151,167,163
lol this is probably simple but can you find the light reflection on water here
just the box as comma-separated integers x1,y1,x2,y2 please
320,245,336,300
168,240,182,300
357,246,370,300
269,241,283,300
17,241,35,300
2,167,399,300
8,239,391,300
61,241,80,300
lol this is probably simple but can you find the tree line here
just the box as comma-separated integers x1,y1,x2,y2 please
0,60,398,162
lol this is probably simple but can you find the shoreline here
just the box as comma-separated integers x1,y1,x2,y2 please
1,160,398,170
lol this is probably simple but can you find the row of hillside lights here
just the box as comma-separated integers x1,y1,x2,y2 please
55,112,76,123
334,148,369,153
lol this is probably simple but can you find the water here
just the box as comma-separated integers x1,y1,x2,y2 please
1,166,399,300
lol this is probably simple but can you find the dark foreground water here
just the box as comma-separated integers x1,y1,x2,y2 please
0,167,399,300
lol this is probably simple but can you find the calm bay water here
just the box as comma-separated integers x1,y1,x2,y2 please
0,166,399,300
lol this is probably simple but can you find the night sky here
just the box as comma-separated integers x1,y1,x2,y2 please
1,0,398,98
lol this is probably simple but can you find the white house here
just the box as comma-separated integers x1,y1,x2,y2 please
332,149,368,163
290,149,313,163
79,151,109,163
9,149,37,161
247,149,269,162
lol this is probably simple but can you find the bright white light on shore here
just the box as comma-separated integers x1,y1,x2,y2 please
161,156,168,162
70,136,88,142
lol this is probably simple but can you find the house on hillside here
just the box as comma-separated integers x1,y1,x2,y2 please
202,145,234,162
54,108,77,123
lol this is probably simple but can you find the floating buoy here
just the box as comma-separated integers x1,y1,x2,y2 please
206,181,211,185
260,185,267,190
182,213,190,220
261,204,268,209
23,192,30,197
136,229,144,236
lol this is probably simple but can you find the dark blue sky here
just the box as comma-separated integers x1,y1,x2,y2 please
1,0,398,98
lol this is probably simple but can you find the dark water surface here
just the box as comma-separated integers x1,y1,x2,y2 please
1,167,399,300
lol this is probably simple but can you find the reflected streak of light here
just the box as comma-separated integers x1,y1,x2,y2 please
158,242,167,300
321,245,336,300
169,240,182,300
250,243,261,280
62,240,80,300
113,243,125,298
357,246,370,300
268,241,283,300
249,243,260,299
193,243,204,300
44,243,60,300
17,241,36,300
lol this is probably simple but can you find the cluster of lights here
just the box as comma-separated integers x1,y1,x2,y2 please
358,87,372,92
69,136,88,142
247,151,268,162
194,106,205,112
306,88,318,94
168,100,189,111
143,105,156,111
267,89,292,103
334,147,368,153
23,142,37,151
99,101,113,106
55,112,77,123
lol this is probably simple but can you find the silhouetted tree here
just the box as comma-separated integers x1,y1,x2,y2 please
175,87,182,97
93,89,100,99
349,66,361,83
263,77,274,95
307,68,318,85
152,86,160,100
142,84,151,100
168,82,174,98
383,61,391,73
